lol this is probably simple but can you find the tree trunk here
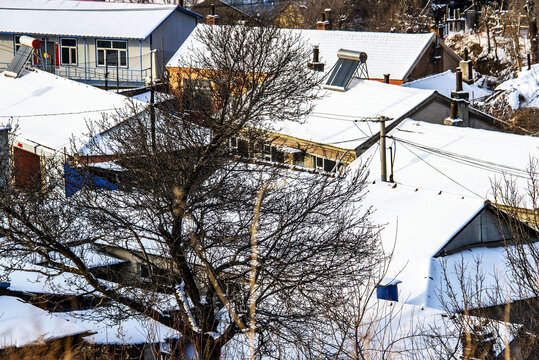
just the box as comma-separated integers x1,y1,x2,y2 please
526,0,539,63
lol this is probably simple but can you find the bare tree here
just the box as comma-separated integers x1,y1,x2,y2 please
525,0,539,62
0,26,380,359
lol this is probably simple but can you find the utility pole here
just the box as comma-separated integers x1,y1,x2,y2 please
380,117,387,182
353,116,392,182
105,58,109,91
150,49,156,154
116,53,120,93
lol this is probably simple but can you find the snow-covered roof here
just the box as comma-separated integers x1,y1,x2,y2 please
274,79,435,150
403,70,492,100
362,181,486,307
0,0,198,40
426,245,538,310
0,69,144,152
0,296,87,348
355,119,539,199
167,24,438,81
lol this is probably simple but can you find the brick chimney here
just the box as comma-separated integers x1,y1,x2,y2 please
206,4,219,25
460,47,474,83
444,101,463,126
383,74,390,84
450,67,470,126
316,10,331,30
307,46,324,71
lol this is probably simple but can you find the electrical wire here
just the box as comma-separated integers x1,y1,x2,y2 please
0,108,119,119
397,140,485,199
391,136,530,179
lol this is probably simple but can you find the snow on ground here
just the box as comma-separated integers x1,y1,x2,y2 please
0,296,87,348
403,70,491,100
492,64,539,110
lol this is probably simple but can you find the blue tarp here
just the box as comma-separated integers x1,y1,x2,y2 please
64,165,117,198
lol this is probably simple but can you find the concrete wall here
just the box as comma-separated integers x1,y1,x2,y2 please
151,10,198,75
411,97,451,125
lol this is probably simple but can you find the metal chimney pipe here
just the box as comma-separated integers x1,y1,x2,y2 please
383,74,390,84
456,68,463,92
464,48,469,61
313,46,319,63
211,3,215,15
528,54,531,70
321,12,326,22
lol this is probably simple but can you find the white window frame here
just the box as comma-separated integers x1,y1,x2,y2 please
60,38,77,66
96,39,128,68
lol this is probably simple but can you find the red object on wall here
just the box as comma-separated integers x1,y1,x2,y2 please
55,43,59,69
13,147,42,189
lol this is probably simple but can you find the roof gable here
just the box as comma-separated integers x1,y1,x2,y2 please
0,0,197,39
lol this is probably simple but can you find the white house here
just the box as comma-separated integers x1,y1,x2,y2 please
0,0,201,87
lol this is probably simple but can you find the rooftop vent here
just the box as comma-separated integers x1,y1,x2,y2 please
324,49,368,91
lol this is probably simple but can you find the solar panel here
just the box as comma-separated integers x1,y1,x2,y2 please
5,45,34,78
324,49,369,91
325,58,360,90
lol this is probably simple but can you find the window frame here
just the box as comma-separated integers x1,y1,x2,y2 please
96,39,128,68
60,38,78,66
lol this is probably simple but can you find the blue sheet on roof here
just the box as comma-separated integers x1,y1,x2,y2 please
64,165,116,198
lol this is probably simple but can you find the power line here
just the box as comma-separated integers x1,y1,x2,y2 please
391,136,530,178
397,141,485,199
0,108,120,119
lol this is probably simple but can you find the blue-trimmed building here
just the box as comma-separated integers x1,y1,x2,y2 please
0,0,201,87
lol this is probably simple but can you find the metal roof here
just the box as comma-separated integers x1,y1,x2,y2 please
0,0,199,40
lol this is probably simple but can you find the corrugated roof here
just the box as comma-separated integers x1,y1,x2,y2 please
167,24,437,80
0,0,194,39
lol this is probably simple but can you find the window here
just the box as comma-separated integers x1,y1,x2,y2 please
312,155,340,173
262,144,272,162
14,35,22,52
60,38,77,65
293,152,304,167
323,159,336,172
96,40,127,67
271,147,285,163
